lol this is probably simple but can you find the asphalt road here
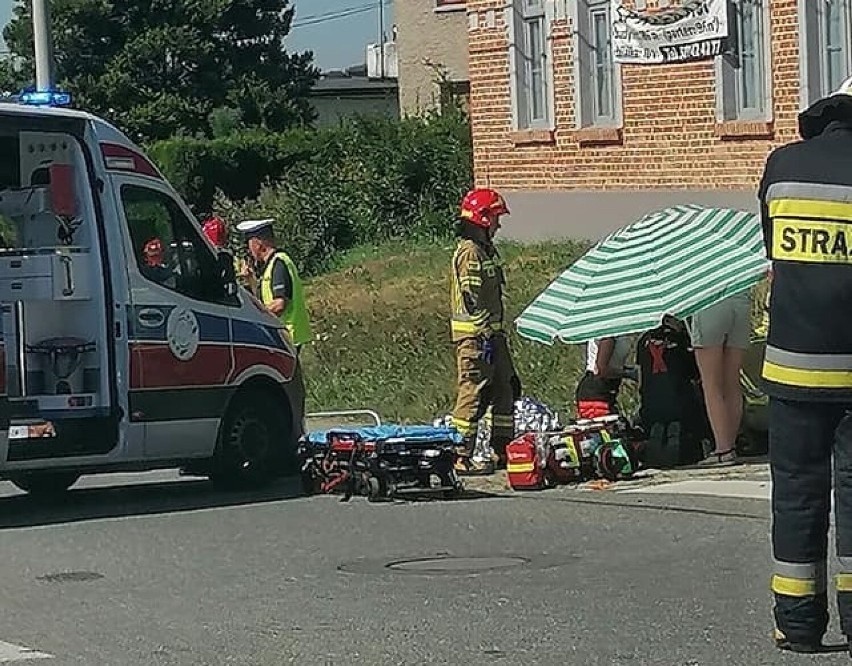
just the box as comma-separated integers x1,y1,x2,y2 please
0,472,848,666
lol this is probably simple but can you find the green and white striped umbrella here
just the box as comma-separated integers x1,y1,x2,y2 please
516,205,770,345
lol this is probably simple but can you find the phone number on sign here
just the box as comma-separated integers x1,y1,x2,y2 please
659,38,723,63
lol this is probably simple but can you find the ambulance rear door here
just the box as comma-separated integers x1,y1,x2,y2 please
0,107,121,466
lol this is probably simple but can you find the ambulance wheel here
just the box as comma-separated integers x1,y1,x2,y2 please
10,471,80,498
211,388,289,490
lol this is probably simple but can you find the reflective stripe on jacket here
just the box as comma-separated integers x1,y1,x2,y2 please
450,239,505,342
759,126,852,401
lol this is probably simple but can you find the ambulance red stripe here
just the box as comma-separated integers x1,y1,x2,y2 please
128,343,296,389
129,343,231,389
229,347,296,383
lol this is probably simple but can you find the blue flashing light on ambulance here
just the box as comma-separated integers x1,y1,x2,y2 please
0,89,306,495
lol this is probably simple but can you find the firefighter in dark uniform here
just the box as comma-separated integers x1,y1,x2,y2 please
450,188,519,476
759,76,852,654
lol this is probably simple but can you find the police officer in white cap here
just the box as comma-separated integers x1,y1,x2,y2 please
760,75,852,654
236,218,311,352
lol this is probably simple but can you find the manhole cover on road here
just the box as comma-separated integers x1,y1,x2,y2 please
37,571,104,583
386,556,528,573
338,552,574,576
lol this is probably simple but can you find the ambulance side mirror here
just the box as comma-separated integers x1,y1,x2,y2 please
218,250,237,296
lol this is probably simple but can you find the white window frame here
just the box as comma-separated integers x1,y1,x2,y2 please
571,0,623,129
508,0,556,131
435,0,466,13
716,0,773,122
799,0,852,109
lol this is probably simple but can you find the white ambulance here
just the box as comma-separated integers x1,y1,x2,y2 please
0,91,306,496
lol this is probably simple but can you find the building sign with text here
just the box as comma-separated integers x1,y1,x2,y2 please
610,0,729,64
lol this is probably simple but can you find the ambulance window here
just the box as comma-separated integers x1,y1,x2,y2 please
121,185,230,304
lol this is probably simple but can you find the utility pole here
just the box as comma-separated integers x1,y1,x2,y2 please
32,0,55,90
378,0,384,80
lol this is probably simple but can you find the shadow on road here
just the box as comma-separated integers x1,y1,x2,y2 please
0,477,307,530
0,477,500,530
352,488,499,506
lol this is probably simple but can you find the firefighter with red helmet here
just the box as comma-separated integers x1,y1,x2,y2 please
143,237,164,267
450,188,518,475
140,237,174,287
201,214,248,291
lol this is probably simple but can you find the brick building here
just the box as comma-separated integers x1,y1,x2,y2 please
466,0,848,239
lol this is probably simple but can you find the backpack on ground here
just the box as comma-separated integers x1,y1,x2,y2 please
635,322,711,467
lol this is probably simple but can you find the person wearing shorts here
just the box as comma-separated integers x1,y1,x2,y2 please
689,291,751,466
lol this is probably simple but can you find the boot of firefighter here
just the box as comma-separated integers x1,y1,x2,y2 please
489,413,514,469
838,567,852,654
834,423,852,650
773,626,823,654
454,442,493,476
771,564,829,652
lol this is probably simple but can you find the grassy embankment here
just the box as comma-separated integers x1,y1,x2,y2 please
301,240,769,425
300,239,590,423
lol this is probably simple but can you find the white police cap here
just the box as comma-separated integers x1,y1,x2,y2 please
236,218,274,236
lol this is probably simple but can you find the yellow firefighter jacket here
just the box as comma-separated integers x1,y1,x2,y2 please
450,239,505,342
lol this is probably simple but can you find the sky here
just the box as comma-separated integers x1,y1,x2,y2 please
289,0,394,71
0,0,10,54
0,0,393,71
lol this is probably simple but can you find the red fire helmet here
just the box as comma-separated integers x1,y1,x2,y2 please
459,188,510,228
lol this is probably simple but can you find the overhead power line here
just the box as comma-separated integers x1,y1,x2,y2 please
291,1,390,29
294,2,374,23
292,6,373,28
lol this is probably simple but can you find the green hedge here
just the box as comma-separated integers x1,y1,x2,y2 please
149,110,474,276
147,129,318,214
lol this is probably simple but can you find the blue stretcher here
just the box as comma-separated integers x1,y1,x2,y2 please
300,410,464,500
306,425,463,446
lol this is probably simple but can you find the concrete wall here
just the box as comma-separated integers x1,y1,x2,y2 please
498,189,760,242
395,0,470,114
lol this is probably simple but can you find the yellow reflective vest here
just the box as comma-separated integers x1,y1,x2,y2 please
259,251,312,347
